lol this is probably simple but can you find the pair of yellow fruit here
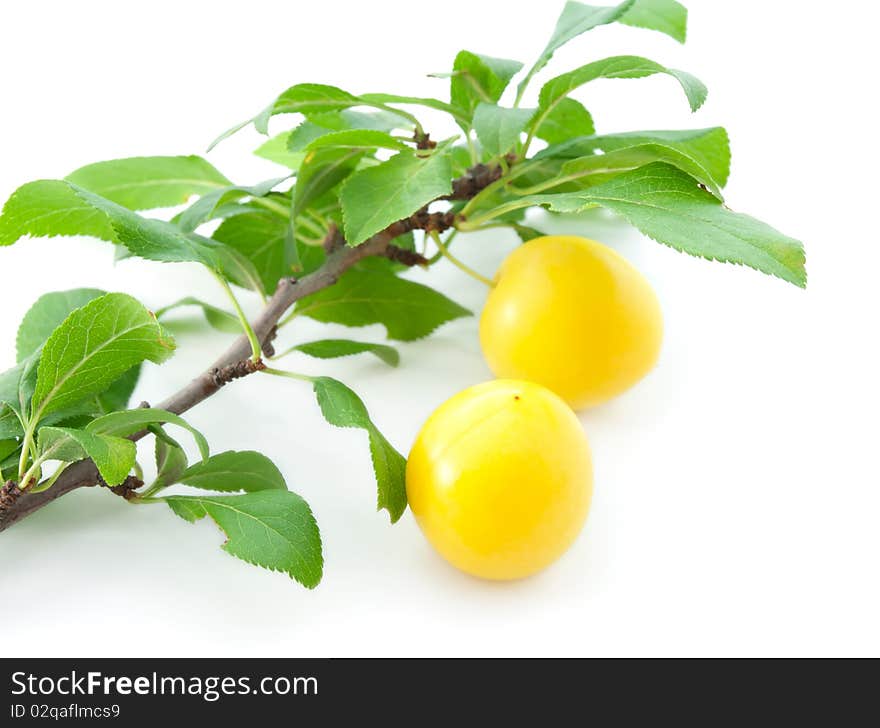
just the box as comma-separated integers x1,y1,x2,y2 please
406,235,663,580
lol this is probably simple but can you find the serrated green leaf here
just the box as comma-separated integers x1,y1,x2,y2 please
522,163,806,286
287,339,399,367
511,224,548,243
0,439,18,462
16,288,106,362
472,104,535,158
517,0,638,100
533,98,595,144
64,156,230,211
294,147,366,222
255,132,306,170
0,355,38,431
176,177,288,233
533,56,706,139
304,129,408,153
621,0,687,43
96,365,141,415
38,426,136,486
0,179,266,294
287,121,340,151
155,297,241,334
267,83,361,119
0,408,23,440
311,377,406,522
212,210,303,291
449,51,524,121
70,185,223,266
178,450,287,493
537,127,731,188
165,491,323,588
87,407,209,460
559,142,725,197
296,268,470,341
339,150,453,245
153,430,188,490
233,83,423,143
359,93,467,126
0,180,116,247
31,294,175,421
67,186,266,294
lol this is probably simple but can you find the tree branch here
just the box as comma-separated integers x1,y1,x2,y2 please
0,160,507,533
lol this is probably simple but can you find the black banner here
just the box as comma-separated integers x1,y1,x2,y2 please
2,658,876,722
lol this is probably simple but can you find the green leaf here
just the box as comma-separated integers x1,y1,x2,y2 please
296,267,470,341
304,129,408,153
31,293,175,421
517,0,638,99
153,428,188,489
176,177,288,232
0,408,23,440
38,426,136,486
533,98,595,144
524,163,807,287
87,407,210,460
254,132,306,170
69,186,220,266
293,147,366,224
359,93,467,126
511,224,548,243
472,104,535,158
1,179,263,293
16,288,106,362
311,377,406,522
0,355,39,433
212,210,301,290
65,156,230,211
621,0,688,43
155,297,241,334
559,142,726,197
288,110,413,152
449,51,524,120
96,365,141,414
178,450,287,493
287,121,342,151
165,491,323,588
65,186,266,294
16,288,140,413
534,56,707,139
266,83,361,120
287,339,399,367
537,127,731,187
339,149,453,245
0,439,18,462
0,180,116,247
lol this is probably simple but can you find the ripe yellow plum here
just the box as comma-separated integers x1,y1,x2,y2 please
406,379,592,580
480,235,663,409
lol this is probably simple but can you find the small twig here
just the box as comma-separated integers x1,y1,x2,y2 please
322,223,345,254
0,481,22,515
413,130,437,150
386,245,429,267
210,358,266,388
444,157,515,201
108,475,145,502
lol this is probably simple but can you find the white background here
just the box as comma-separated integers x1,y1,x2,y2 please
1,0,878,657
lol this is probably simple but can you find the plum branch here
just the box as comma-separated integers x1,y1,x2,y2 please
0,160,507,533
